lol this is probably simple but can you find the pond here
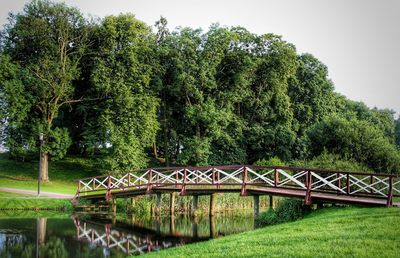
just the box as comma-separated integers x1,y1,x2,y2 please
0,211,259,257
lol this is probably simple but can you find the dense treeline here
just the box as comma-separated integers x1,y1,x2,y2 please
0,1,399,180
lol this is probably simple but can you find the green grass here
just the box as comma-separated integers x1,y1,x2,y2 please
142,207,400,258
0,191,33,198
0,153,100,194
0,210,71,218
0,193,73,210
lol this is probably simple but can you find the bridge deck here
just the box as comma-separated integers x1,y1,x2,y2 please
79,186,399,207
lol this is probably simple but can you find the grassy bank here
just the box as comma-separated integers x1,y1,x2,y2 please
0,153,272,211
0,153,99,194
142,207,400,258
0,192,73,210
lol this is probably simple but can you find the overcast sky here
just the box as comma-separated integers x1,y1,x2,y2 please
1,0,399,115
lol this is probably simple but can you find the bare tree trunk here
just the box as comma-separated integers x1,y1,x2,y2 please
40,152,49,182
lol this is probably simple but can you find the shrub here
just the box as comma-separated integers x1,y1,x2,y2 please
257,198,310,226
307,116,400,173
255,156,286,166
291,151,370,172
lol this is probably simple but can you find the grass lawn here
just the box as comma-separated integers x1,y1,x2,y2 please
0,153,100,194
0,191,73,210
142,207,400,258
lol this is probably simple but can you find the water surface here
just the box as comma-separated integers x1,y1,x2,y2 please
0,212,257,257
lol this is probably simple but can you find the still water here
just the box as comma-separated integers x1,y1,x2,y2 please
0,212,257,257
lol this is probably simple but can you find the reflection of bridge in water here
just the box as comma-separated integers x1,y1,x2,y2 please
72,215,219,256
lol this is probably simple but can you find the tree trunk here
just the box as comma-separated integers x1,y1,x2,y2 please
40,152,49,182
153,142,159,160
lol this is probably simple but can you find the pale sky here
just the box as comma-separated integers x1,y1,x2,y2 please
1,0,399,115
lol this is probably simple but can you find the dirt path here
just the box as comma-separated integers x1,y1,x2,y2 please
0,187,73,199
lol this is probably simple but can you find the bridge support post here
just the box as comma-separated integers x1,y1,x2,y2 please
192,216,199,238
111,198,116,215
192,195,199,217
170,192,175,215
210,193,216,216
269,195,274,209
170,214,176,235
131,197,135,209
253,195,260,218
156,193,162,216
210,215,216,238
387,176,393,207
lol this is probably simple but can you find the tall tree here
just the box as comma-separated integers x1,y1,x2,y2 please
154,16,171,165
395,116,400,148
83,14,159,172
288,53,335,158
242,33,298,162
0,0,89,180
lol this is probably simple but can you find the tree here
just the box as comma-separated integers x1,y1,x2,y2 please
242,33,298,162
307,116,400,173
83,14,159,172
288,53,335,158
396,116,400,148
0,0,89,180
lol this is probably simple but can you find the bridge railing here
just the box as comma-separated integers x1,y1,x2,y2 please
75,165,399,206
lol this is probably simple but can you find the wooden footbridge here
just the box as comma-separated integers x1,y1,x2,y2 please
74,165,400,214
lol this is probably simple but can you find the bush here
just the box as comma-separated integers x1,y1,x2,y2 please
307,116,400,173
255,156,286,166
291,151,370,172
257,198,310,226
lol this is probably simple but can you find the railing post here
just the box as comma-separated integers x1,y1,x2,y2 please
240,166,248,196
93,178,95,191
217,169,220,189
370,175,374,194
76,180,81,198
180,169,187,195
346,173,350,195
156,173,159,187
274,168,279,187
128,173,131,188
175,170,179,188
212,167,215,186
337,173,341,195
387,176,393,207
304,171,312,205
146,170,153,193
106,175,111,201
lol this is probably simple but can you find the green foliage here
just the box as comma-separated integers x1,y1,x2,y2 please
82,14,159,172
257,198,309,226
291,151,370,172
1,0,399,176
395,117,400,148
308,116,400,173
0,0,89,176
255,156,286,166
130,196,153,217
43,127,72,161
40,237,68,258
177,136,211,166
